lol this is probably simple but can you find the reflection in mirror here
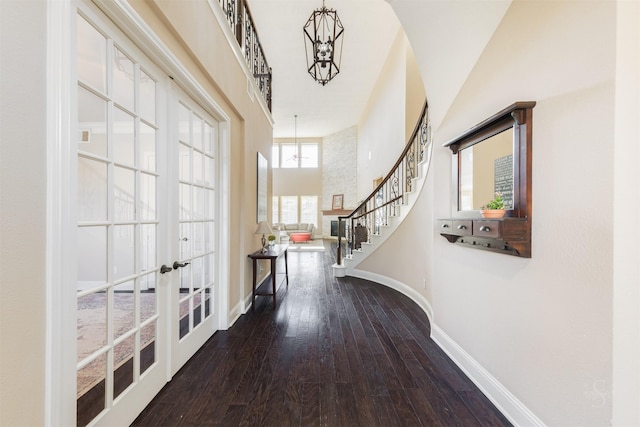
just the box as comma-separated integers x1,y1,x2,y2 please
441,101,535,257
459,129,514,210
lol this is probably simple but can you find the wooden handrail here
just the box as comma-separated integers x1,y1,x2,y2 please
336,99,430,266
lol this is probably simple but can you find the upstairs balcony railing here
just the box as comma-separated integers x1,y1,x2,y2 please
337,99,431,265
218,0,272,111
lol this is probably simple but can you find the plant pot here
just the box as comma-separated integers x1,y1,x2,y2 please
481,209,506,218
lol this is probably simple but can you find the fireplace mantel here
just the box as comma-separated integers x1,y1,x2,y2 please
322,209,352,216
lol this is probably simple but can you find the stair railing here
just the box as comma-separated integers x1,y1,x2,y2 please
336,99,430,266
218,0,272,111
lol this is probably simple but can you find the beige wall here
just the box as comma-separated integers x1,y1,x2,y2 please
136,0,274,312
273,164,323,199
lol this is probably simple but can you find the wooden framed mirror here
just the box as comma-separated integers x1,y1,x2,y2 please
438,102,535,257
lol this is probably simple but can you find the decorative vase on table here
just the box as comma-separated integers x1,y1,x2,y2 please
481,209,506,218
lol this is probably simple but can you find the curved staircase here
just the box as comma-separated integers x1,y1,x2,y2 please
334,99,433,277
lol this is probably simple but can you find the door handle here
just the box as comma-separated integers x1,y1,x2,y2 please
173,261,190,269
160,264,173,274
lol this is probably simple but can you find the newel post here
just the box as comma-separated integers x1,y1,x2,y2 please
333,217,346,277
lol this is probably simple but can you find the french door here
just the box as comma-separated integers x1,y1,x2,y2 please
170,90,219,373
73,4,220,426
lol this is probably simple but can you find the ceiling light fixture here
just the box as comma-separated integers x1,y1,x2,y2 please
287,114,302,162
303,0,344,86
286,115,309,164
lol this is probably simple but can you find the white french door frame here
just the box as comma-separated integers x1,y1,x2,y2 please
46,0,76,425
168,84,223,374
91,0,231,332
45,0,231,425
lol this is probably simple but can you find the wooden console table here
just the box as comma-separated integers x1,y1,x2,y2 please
248,244,289,309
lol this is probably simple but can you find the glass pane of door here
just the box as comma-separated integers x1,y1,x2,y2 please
176,102,217,341
172,96,218,372
75,12,164,426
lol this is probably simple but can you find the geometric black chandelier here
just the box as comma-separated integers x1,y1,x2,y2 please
303,0,344,86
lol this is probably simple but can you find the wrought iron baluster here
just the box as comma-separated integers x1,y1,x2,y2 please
216,0,272,112
219,0,236,29
334,100,430,267
419,115,429,163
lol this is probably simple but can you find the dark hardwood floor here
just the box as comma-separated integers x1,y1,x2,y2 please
132,240,511,426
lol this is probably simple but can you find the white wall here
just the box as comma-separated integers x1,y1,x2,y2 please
378,1,621,425
357,30,407,201
355,27,431,302
0,0,47,425
612,2,640,425
405,42,426,141
390,0,511,129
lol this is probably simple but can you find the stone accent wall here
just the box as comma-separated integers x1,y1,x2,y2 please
322,126,358,237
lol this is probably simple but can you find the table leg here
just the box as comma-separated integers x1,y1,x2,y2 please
271,258,277,309
252,258,257,310
284,249,289,285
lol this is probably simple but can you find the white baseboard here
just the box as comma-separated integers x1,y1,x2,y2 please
244,292,253,312
431,324,546,427
350,268,544,426
228,300,243,327
349,269,434,323
228,275,273,327
228,289,256,325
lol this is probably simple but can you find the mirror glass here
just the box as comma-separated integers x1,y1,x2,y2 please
458,128,514,210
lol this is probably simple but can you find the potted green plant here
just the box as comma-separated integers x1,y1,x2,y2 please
267,234,277,247
481,192,506,218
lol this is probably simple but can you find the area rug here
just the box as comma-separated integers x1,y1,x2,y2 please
77,291,157,397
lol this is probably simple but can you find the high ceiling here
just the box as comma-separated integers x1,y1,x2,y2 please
246,0,401,139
